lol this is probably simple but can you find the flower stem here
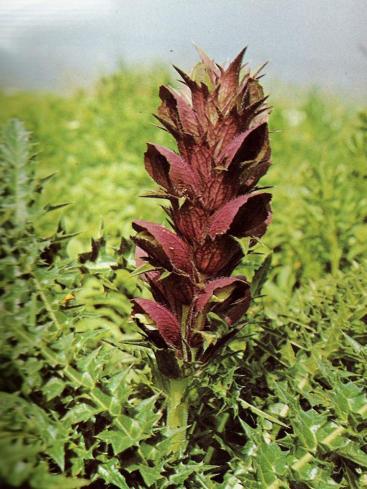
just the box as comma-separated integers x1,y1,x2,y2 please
166,377,188,455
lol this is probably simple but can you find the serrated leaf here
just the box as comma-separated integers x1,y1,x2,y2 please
129,464,163,486
294,409,327,452
256,443,288,485
333,382,367,420
280,341,296,366
98,459,129,489
42,376,65,401
97,429,135,454
335,441,367,468
48,441,65,471
63,403,99,424
135,395,161,431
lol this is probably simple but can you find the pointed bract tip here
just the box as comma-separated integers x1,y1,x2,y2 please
253,61,269,78
172,65,194,86
235,46,248,62
193,44,213,64
226,47,248,73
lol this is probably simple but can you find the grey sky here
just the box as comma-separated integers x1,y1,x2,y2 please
0,0,366,94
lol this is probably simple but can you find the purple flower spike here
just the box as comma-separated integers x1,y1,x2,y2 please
132,49,272,362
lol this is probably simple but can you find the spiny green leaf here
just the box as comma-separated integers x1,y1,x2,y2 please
97,459,129,489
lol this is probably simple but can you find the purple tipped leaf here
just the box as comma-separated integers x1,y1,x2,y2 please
194,236,242,275
133,220,193,274
194,276,251,328
196,276,247,312
174,65,209,122
175,91,201,136
144,144,171,190
229,193,272,238
172,201,208,242
145,144,198,196
135,245,148,268
240,159,271,191
218,47,247,107
158,85,181,131
194,45,221,85
133,298,182,350
220,123,268,168
243,77,265,107
221,291,251,325
208,192,272,239
148,271,194,318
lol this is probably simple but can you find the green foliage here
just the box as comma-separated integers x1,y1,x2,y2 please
0,71,366,488
0,68,172,242
265,95,367,287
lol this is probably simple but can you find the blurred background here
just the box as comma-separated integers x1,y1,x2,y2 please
0,0,366,96
0,0,366,255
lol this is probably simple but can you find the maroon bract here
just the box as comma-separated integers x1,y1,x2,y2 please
132,49,272,362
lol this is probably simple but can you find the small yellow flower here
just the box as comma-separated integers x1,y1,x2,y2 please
61,292,75,306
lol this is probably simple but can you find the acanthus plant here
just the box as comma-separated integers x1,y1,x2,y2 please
131,48,272,453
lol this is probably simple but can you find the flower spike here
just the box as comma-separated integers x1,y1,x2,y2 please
132,48,272,363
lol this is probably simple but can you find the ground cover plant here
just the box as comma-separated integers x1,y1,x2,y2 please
0,51,366,488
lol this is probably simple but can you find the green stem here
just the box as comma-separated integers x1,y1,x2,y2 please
166,377,188,455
